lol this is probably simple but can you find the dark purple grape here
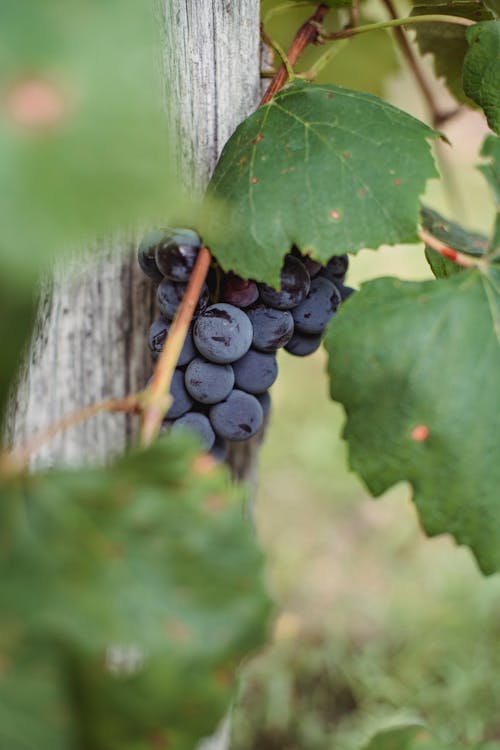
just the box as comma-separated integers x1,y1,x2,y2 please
256,391,271,417
319,254,349,284
334,281,356,302
171,411,215,451
209,390,263,441
292,277,341,334
184,358,234,404
290,246,322,277
155,228,202,282
222,274,259,308
137,229,165,283
284,330,322,357
166,369,193,419
259,255,310,310
193,303,253,364
232,350,278,394
157,279,209,320
148,318,196,366
246,305,294,352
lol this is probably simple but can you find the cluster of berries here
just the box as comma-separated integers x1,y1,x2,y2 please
138,228,354,455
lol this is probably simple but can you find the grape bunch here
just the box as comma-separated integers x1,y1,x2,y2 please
138,228,355,455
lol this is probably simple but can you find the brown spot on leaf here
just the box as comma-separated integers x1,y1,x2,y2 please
6,77,68,130
342,151,350,159
329,210,341,220
251,176,259,184
358,187,366,197
251,133,264,145
327,92,334,99
411,425,429,442
165,618,193,645
394,178,401,186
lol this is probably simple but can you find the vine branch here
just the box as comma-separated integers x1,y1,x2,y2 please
140,246,212,447
1,395,139,474
260,3,331,105
379,0,460,128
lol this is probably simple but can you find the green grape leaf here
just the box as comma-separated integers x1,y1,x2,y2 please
479,134,500,254
421,205,488,277
411,2,494,105
0,1,180,278
0,437,271,748
325,265,500,575
203,80,439,287
463,21,500,134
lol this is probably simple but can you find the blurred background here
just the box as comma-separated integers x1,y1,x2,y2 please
230,2,500,748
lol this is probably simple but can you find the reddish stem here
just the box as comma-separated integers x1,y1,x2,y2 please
419,228,478,268
260,3,331,106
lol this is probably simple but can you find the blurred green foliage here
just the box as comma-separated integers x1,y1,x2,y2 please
0,1,180,282
0,436,271,749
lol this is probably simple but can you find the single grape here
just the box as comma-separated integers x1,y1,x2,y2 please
209,390,263,441
284,330,322,357
222,273,259,308
157,279,209,320
148,318,196,366
232,350,278,394
319,254,349,284
246,305,294,352
292,276,341,334
137,229,165,283
259,255,310,310
193,303,253,364
333,281,356,302
165,369,194,419
170,411,215,451
184,357,234,404
291,246,322,277
256,390,271,417
155,228,202,282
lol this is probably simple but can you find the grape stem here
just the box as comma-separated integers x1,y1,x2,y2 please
139,246,212,448
1,395,139,474
419,228,481,268
260,3,331,106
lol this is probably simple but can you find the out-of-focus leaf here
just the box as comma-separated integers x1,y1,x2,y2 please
0,436,271,748
463,21,500,134
203,80,439,287
479,134,500,254
0,642,76,750
421,205,488,277
0,1,181,278
411,1,494,104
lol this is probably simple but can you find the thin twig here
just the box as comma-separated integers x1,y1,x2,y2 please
140,246,212,447
260,23,295,80
260,3,331,105
379,0,460,128
2,395,139,473
323,14,474,41
419,228,480,268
